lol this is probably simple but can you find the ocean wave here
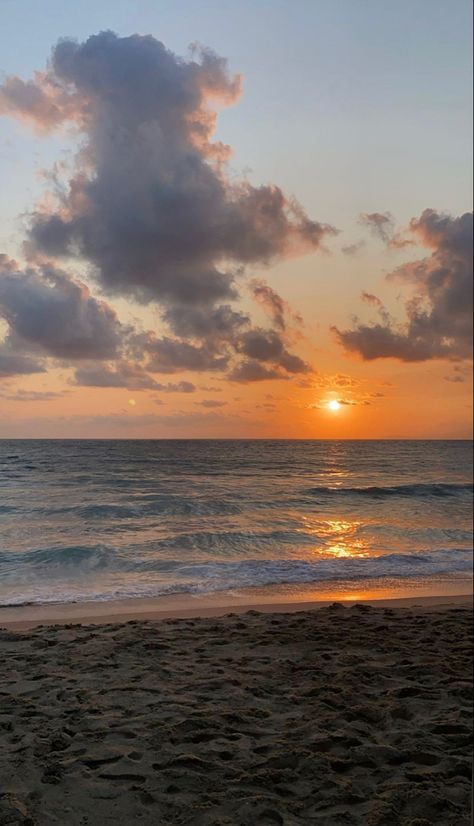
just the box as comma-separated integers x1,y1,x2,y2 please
0,548,471,605
0,545,125,575
172,549,473,588
0,531,310,574
304,482,473,499
34,497,243,519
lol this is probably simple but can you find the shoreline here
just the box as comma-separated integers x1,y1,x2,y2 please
1,581,472,629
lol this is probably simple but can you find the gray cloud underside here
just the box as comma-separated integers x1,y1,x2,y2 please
0,255,122,361
136,335,231,374
334,210,473,362
0,31,329,382
0,342,46,378
228,360,286,383
73,362,196,391
237,328,311,374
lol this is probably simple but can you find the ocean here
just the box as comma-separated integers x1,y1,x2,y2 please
0,439,472,606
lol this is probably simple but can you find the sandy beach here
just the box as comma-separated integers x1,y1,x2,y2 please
0,596,472,825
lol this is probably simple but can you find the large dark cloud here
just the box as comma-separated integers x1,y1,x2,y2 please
0,31,333,385
228,360,286,383
162,304,249,339
1,31,335,318
0,341,46,378
237,328,311,375
135,334,230,374
334,209,473,362
0,255,122,360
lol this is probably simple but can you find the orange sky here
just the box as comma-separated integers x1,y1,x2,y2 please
0,21,472,439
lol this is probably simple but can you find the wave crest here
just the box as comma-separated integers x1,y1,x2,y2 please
305,483,473,499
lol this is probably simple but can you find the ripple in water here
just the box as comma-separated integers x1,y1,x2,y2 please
0,439,472,605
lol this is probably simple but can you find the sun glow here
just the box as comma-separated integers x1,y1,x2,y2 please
328,400,341,412
300,517,370,559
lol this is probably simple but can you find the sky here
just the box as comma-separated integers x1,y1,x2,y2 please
0,0,472,438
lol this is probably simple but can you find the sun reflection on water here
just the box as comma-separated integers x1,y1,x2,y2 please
300,517,370,558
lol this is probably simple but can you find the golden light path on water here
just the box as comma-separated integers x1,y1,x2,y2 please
299,517,371,558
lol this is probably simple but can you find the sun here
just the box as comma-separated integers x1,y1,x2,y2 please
328,400,341,412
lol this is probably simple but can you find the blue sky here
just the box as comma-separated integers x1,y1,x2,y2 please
1,0,472,240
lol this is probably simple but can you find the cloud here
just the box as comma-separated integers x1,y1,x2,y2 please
162,304,249,339
0,71,81,132
359,211,416,250
333,323,438,362
359,212,395,243
0,335,46,377
444,374,465,383
141,313,310,381
341,241,366,256
334,209,473,362
47,409,246,433
444,365,470,383
73,361,197,391
337,398,370,406
1,31,335,319
73,361,158,389
237,328,311,374
0,388,66,401
249,279,286,330
160,380,196,393
308,396,371,410
0,255,122,360
238,328,284,361
249,278,304,330
136,334,230,373
360,291,391,325
0,32,333,385
195,399,227,407
307,372,362,389
228,360,285,383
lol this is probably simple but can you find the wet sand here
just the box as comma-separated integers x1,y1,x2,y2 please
0,598,472,825
1,583,472,630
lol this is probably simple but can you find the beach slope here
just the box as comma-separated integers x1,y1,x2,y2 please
0,602,472,825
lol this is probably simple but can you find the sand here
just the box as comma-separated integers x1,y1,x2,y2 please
0,600,472,825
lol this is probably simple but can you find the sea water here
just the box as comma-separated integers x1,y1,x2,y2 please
0,439,472,605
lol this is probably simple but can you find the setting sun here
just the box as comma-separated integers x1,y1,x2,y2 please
328,400,341,412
